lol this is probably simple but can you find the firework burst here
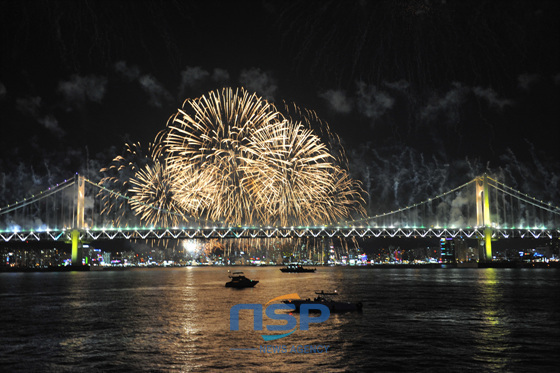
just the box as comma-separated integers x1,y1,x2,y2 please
128,160,184,227
101,87,365,227
164,88,282,225
99,142,159,225
162,87,365,226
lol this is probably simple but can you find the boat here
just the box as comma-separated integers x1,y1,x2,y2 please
280,264,316,273
282,290,363,312
225,271,259,288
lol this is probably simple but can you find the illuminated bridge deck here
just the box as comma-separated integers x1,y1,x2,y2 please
2,226,559,242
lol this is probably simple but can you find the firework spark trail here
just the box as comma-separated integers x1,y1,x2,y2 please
164,87,365,226
99,142,157,225
128,161,185,227
247,122,358,225
101,87,365,227
164,88,281,225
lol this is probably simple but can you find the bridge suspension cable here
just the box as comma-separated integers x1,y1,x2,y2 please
82,178,198,223
367,179,474,222
0,178,75,216
1,174,559,243
347,179,477,227
487,177,560,215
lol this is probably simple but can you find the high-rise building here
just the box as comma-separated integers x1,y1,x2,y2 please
440,238,456,263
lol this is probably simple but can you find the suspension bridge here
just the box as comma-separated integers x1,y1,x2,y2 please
1,174,559,265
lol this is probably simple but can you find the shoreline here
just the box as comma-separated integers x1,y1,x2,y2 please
1,261,558,272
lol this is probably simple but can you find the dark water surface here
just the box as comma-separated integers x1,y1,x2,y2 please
1,266,559,372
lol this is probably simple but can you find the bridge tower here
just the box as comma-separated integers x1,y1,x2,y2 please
476,175,493,262
71,174,85,265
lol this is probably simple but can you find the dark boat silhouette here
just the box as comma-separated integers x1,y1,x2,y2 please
282,290,363,312
225,271,259,288
280,264,316,273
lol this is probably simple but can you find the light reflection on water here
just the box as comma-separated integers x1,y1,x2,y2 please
471,268,515,370
0,267,559,372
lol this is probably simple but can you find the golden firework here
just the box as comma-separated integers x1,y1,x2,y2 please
102,87,365,227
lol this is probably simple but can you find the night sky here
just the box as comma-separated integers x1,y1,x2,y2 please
1,0,559,214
